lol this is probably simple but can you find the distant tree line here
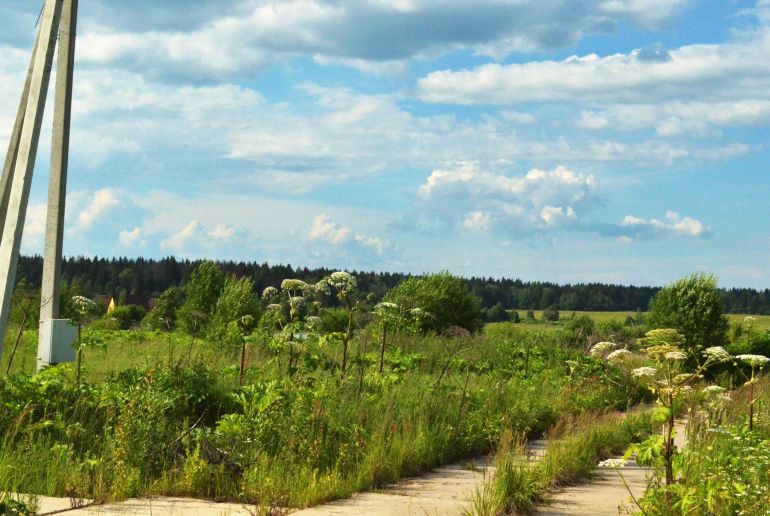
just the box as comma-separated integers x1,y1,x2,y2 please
13,255,770,314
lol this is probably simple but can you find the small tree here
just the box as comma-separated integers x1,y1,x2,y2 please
211,275,261,341
648,273,728,355
509,310,521,323
177,262,224,360
144,287,182,331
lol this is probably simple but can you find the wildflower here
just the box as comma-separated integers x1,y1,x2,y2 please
410,307,426,317
306,316,321,327
703,346,731,361
673,373,693,384
266,303,282,312
736,354,770,368
607,349,632,362
72,295,97,309
598,458,627,468
327,271,357,292
665,351,688,361
375,302,398,312
314,279,331,296
281,279,311,292
262,286,278,299
289,296,306,308
703,385,726,395
590,342,616,357
631,366,657,379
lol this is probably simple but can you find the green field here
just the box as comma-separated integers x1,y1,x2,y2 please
497,310,770,333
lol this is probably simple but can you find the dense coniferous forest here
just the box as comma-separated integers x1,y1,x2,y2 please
14,255,770,314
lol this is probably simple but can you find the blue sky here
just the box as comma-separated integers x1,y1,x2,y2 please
1,0,769,288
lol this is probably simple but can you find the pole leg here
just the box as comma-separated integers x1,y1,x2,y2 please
0,22,43,236
38,0,78,372
0,0,63,361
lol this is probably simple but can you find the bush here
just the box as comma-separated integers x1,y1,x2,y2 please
385,272,483,334
485,303,509,323
109,305,146,330
648,273,728,353
542,305,559,322
509,310,521,323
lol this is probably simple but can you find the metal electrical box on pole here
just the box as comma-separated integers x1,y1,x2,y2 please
38,319,77,366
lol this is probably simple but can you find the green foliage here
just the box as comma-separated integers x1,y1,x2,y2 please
178,262,224,338
483,302,508,323
144,287,182,331
385,271,483,334
541,305,559,322
509,310,520,323
108,305,147,330
210,276,261,340
648,273,728,353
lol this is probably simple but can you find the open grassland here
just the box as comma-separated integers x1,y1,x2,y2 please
495,310,770,333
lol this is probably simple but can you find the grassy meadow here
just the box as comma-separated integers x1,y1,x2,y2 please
0,316,652,511
0,266,768,516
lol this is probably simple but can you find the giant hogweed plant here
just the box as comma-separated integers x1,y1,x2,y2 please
607,330,731,486
260,272,367,376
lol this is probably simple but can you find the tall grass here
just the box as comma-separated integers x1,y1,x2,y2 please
473,408,654,515
0,328,647,509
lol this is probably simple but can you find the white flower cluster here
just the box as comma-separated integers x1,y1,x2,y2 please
281,279,311,292
703,385,726,395
598,458,627,469
374,302,398,312
673,373,693,384
262,286,278,299
266,303,282,312
702,346,731,361
665,351,688,362
606,349,632,362
631,366,657,379
589,342,616,357
327,271,357,292
72,295,97,308
736,354,770,367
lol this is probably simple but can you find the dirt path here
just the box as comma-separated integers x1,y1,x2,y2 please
535,419,689,515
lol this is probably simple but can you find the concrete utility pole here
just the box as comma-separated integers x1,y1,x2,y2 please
0,0,64,361
39,0,78,361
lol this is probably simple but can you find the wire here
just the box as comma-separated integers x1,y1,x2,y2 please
35,1,45,28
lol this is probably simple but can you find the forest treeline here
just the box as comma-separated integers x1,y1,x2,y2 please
13,255,770,314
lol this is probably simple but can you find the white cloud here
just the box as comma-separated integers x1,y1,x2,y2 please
162,219,204,251
408,163,597,235
308,214,352,246
417,30,770,105
307,214,387,256
209,224,237,241
118,227,146,247
74,188,122,232
619,210,708,238
599,0,690,27
63,0,693,81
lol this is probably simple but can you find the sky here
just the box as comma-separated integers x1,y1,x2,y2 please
0,0,769,288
